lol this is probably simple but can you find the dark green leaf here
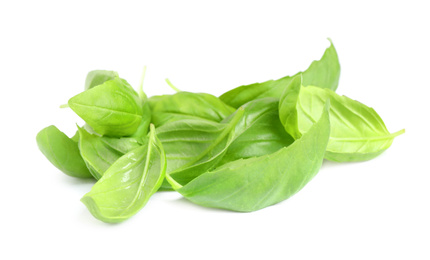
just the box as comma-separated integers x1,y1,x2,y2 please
219,97,294,165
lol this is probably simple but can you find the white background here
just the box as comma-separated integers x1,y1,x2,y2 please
1,1,428,259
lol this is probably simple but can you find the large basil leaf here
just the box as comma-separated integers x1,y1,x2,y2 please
219,39,340,108
148,92,235,127
219,97,294,165
81,124,166,223
36,125,92,178
78,127,141,179
84,70,119,90
166,102,330,212
69,77,144,137
156,108,244,188
279,74,404,162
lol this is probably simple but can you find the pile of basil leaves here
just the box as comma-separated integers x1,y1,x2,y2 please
36,40,404,223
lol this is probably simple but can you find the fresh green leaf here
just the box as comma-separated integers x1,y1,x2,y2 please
219,39,340,108
219,97,294,165
78,127,142,179
36,125,92,178
156,107,244,188
166,101,331,212
81,124,166,223
69,77,144,137
85,70,119,90
279,74,404,162
148,92,235,127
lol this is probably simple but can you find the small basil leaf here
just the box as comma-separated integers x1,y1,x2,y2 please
84,70,119,90
69,77,144,137
156,107,244,188
36,125,92,178
219,39,340,108
78,127,141,179
279,74,404,162
81,124,166,223
167,102,330,212
148,92,235,127
219,97,294,165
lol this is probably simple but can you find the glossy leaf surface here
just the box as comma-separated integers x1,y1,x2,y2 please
84,70,119,90
81,125,166,223
78,127,141,179
219,97,294,165
69,77,144,137
219,40,340,108
279,75,404,162
36,126,92,178
167,102,330,212
148,92,235,127
156,108,244,188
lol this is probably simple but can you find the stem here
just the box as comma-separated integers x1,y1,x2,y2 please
59,104,69,108
138,66,147,101
165,173,183,190
165,78,181,92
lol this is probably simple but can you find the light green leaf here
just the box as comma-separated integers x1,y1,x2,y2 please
167,101,331,211
279,75,404,162
36,126,92,178
81,124,166,223
69,77,144,137
78,127,141,179
84,70,119,90
148,92,235,127
157,107,244,188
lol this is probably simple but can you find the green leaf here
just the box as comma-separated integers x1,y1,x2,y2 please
81,124,166,223
36,125,92,178
156,107,244,188
78,127,142,179
166,101,331,212
131,101,151,141
148,92,235,127
84,70,119,90
69,77,144,137
219,39,340,108
279,75,404,162
219,97,294,165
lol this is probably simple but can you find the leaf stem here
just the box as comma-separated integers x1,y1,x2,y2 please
165,78,181,92
165,173,183,190
59,104,69,108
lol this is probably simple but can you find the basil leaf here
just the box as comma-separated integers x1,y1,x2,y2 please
131,101,151,141
69,77,144,137
219,97,294,165
166,102,330,212
219,39,340,108
36,125,92,178
84,70,119,90
148,92,235,127
78,127,141,179
156,108,244,188
279,74,404,162
81,124,166,223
